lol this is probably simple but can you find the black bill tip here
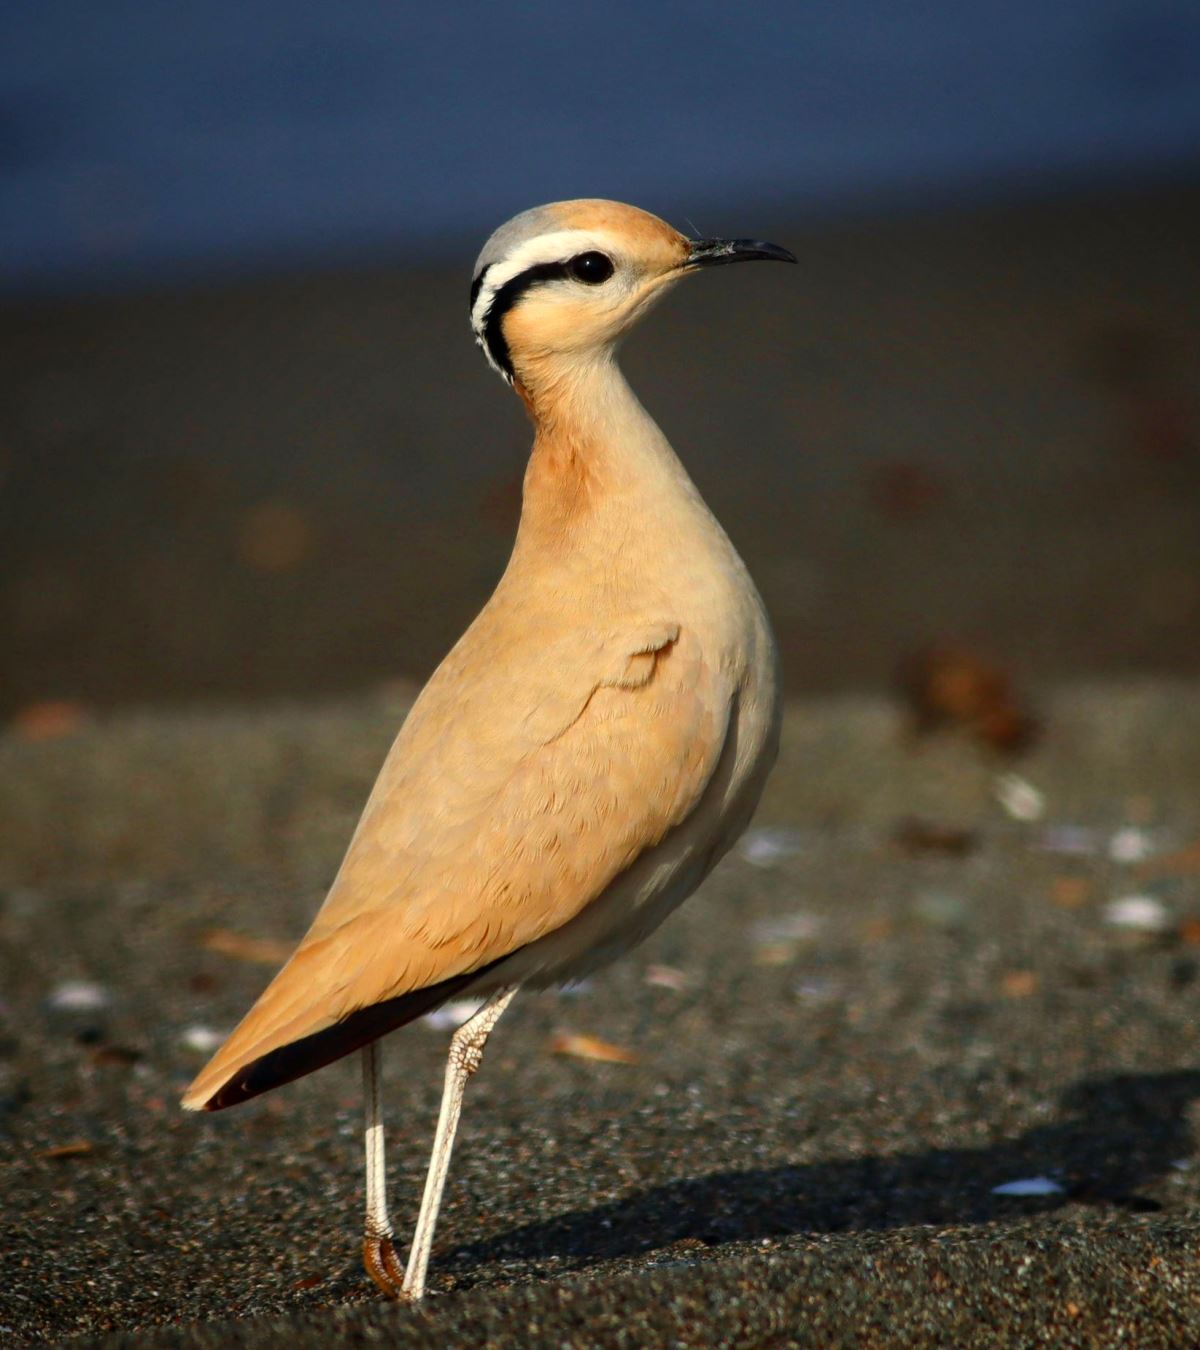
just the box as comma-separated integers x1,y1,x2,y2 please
685,238,797,269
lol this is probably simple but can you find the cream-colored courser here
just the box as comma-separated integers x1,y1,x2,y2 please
184,199,795,1300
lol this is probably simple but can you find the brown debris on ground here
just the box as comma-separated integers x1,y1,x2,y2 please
898,645,1038,753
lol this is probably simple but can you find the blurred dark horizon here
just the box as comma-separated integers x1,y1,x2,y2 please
2,3,1198,721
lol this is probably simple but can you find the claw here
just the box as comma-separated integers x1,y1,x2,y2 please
363,1234,412,1300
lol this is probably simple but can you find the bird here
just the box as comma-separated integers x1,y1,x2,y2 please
182,198,795,1302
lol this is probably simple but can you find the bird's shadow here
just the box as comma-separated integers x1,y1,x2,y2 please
443,1070,1200,1274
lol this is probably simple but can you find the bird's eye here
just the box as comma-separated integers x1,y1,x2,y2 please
568,251,614,285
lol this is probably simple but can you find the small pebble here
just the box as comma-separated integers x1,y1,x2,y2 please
754,942,799,967
912,890,968,930
892,818,976,856
1051,877,1091,909
179,1025,225,1053
1103,895,1170,933
991,1176,1064,1197
555,979,594,997
422,999,485,1031
549,1032,638,1064
738,827,806,867
794,975,841,1003
999,969,1038,999
751,912,821,944
47,981,110,1012
41,1139,95,1160
1109,827,1154,864
644,964,691,991
995,773,1045,822
1037,825,1101,856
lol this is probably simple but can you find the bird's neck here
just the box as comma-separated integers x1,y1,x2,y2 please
513,350,703,549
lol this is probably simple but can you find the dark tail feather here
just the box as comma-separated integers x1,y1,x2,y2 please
201,956,507,1110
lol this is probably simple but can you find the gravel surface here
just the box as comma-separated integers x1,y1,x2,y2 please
3,680,1200,1345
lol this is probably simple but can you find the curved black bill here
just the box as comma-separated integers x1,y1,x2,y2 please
685,238,797,268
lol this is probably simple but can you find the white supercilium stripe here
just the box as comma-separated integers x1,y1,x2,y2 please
470,229,620,376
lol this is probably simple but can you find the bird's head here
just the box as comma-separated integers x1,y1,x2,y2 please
470,199,795,390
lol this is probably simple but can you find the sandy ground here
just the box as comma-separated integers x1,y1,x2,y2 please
3,679,1200,1345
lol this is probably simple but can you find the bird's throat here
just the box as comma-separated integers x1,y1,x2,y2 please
516,354,686,547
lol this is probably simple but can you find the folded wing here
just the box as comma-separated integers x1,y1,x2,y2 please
183,618,731,1109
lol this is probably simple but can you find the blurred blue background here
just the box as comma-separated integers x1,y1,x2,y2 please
2,1,1198,717
4,0,1200,292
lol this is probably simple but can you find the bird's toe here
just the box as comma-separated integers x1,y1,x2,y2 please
362,1234,406,1299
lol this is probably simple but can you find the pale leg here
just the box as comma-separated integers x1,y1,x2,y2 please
361,1040,406,1295
401,987,517,1302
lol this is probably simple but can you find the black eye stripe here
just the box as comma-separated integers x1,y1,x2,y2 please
475,252,615,382
478,260,572,382
469,267,488,314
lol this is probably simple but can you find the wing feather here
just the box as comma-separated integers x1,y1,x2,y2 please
183,619,730,1109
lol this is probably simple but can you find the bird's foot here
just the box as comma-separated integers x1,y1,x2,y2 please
362,1234,416,1301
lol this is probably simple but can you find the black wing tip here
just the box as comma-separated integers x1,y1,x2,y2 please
185,957,510,1111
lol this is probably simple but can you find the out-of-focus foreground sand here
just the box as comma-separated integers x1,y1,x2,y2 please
2,681,1200,1344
